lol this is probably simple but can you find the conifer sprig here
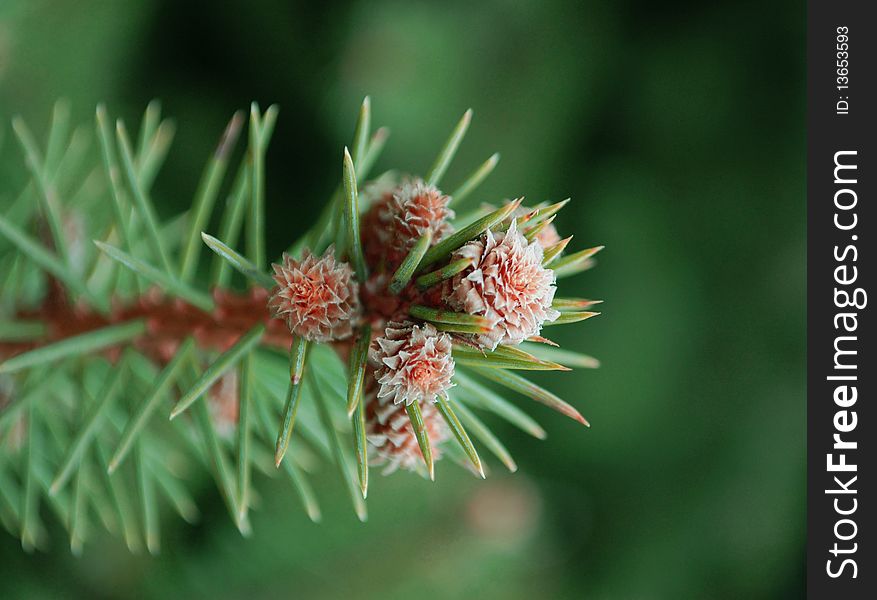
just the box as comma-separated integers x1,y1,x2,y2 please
0,98,603,553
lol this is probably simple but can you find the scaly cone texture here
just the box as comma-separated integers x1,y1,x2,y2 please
370,321,455,407
443,220,560,349
268,247,360,343
0,99,602,552
362,179,454,270
364,377,450,475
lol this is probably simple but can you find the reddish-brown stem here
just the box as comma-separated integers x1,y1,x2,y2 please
1,286,292,366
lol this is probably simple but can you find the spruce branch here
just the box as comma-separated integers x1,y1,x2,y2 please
0,98,604,553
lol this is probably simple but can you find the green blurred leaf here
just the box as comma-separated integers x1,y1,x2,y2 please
202,232,275,290
0,320,145,375
451,398,517,472
449,152,500,206
109,338,195,473
179,111,244,282
275,338,310,467
170,325,265,419
452,344,569,371
115,119,175,275
454,369,546,439
469,366,589,426
435,396,483,478
389,230,432,294
406,401,435,481
95,241,214,311
342,147,367,281
426,109,472,186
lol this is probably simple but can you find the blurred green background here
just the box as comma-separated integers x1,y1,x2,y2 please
0,0,804,598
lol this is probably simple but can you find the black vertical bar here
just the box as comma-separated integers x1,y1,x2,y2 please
807,1,875,597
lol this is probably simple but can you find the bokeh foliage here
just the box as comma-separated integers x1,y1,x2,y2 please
0,0,804,598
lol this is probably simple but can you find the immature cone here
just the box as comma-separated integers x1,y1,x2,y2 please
369,321,455,406
365,384,450,475
363,179,455,268
444,220,560,349
268,247,360,342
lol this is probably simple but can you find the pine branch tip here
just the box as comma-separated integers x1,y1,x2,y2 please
0,98,604,548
